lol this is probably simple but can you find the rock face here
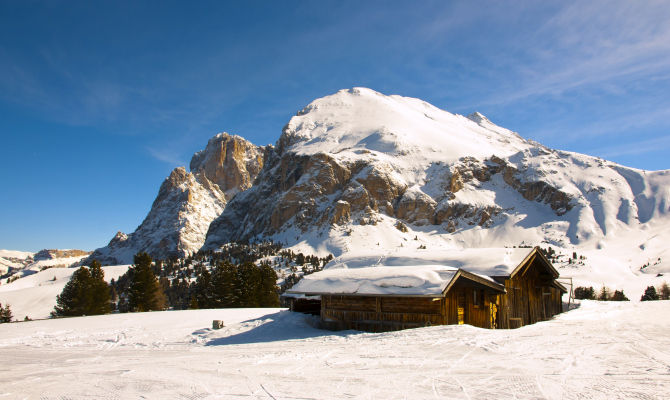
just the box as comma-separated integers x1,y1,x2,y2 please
88,133,265,265
190,133,265,200
34,249,91,261
204,88,670,251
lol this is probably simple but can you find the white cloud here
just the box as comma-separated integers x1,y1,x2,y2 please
594,135,670,159
146,146,187,168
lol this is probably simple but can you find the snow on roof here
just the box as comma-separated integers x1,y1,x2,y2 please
289,265,459,296
288,247,536,296
326,247,534,276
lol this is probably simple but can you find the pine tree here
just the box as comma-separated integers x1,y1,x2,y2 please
640,286,660,301
87,260,111,315
610,290,629,301
193,266,213,308
210,261,236,308
258,263,280,307
52,266,93,317
574,286,595,300
236,262,262,307
598,286,611,301
0,302,13,323
128,252,167,312
110,284,118,305
658,282,670,300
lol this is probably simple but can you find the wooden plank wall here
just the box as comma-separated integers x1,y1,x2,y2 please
444,285,499,329
321,295,444,332
498,258,563,329
318,256,564,331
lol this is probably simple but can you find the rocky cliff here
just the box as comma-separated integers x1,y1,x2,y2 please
88,133,265,265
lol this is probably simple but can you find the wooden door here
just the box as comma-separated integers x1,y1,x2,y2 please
457,291,465,325
489,303,497,329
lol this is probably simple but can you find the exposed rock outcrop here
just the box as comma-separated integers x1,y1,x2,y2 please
88,134,265,265
33,249,91,261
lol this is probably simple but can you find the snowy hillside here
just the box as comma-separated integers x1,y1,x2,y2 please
1,302,669,399
0,264,128,320
0,249,33,275
204,87,670,293
0,249,90,280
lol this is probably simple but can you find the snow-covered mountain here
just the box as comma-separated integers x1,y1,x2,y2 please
87,133,265,265
0,249,91,279
76,87,670,293
203,88,670,288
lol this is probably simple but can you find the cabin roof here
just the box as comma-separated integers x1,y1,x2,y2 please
287,265,504,297
310,247,538,277
287,247,562,297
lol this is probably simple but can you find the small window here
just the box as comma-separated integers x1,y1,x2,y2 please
473,289,480,306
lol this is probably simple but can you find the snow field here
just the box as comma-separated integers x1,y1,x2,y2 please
1,301,669,399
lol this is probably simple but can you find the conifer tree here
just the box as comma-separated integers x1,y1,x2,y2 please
210,262,236,307
258,263,280,307
610,290,629,301
0,302,13,323
658,282,670,300
128,252,167,312
236,262,262,307
52,266,93,317
193,266,213,308
88,260,111,315
598,286,611,301
574,286,595,300
640,286,659,301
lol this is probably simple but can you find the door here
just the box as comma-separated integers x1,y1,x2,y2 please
489,302,498,329
457,291,465,325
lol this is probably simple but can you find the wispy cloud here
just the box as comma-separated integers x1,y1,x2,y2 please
593,135,670,159
146,146,188,168
477,0,670,105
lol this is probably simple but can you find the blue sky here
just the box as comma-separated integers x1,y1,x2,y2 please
1,1,669,252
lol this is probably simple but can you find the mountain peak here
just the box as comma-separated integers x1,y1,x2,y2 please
466,111,490,124
280,88,529,165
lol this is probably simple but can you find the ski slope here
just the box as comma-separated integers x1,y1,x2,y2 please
1,301,669,399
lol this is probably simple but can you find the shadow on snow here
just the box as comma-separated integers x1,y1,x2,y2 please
202,311,357,346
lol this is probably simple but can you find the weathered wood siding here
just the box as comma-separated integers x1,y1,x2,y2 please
497,256,563,329
321,295,444,332
444,282,499,328
320,281,502,331
315,249,564,331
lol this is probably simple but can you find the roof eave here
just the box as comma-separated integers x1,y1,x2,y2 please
510,246,560,279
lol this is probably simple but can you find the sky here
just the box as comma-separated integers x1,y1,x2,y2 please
1,0,669,252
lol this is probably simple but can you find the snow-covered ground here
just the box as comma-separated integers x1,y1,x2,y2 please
1,301,669,399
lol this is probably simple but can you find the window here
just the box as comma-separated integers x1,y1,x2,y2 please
473,289,480,306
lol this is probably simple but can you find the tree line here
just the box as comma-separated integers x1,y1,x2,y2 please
51,248,285,318
52,254,167,317
573,282,670,302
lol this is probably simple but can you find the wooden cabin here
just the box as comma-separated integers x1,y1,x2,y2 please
287,247,566,331
491,247,566,328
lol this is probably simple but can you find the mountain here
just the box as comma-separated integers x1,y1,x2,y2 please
87,133,265,265
80,87,670,294
203,88,670,288
0,249,91,280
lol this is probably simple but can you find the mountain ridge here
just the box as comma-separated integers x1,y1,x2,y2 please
79,88,668,294
203,88,670,255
